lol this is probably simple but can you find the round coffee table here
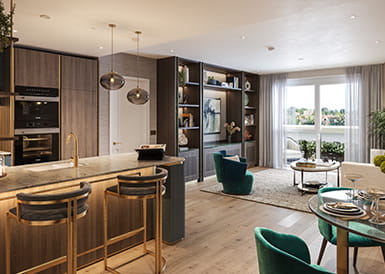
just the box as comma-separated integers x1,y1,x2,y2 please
290,161,340,194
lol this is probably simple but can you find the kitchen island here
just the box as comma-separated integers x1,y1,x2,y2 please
0,153,185,273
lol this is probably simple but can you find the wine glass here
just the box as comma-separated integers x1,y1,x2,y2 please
368,189,385,225
343,173,363,200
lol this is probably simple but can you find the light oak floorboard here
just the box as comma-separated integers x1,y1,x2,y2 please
80,168,385,273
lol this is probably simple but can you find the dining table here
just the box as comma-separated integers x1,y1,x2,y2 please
308,189,385,274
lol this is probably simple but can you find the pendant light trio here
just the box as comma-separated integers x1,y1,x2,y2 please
99,24,149,105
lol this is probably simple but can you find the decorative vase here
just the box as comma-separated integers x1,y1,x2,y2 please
182,65,189,83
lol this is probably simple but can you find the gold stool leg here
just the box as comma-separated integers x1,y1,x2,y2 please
155,180,163,273
143,197,147,253
67,201,74,274
104,192,109,270
72,199,78,274
5,212,11,274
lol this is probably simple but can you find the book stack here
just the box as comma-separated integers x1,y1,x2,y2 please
296,161,316,168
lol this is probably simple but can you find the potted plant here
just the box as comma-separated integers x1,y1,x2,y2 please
298,140,316,160
321,141,344,162
0,1,15,52
369,109,385,161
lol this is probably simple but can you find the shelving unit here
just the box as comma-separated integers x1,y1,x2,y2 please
157,56,259,182
242,72,259,166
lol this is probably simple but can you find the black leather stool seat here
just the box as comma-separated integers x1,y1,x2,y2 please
106,185,166,196
10,182,91,222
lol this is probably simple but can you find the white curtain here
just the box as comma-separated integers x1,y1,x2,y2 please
259,73,287,168
345,64,384,162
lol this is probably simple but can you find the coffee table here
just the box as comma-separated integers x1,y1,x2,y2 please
290,161,340,194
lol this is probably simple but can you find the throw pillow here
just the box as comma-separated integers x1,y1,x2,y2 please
224,155,240,162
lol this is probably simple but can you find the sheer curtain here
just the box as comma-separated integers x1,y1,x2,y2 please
345,64,384,162
259,73,287,168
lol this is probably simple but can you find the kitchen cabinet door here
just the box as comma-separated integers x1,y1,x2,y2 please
61,56,98,159
15,48,59,88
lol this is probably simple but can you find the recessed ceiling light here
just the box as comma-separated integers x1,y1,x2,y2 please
375,40,381,44
13,29,17,33
241,35,246,40
170,49,174,53
350,15,356,20
298,58,305,62
90,27,96,30
266,46,275,51
40,14,51,20
98,46,104,50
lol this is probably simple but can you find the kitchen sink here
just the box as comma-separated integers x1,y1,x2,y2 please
26,162,84,172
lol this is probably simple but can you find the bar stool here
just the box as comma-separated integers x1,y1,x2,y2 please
5,182,92,274
104,167,168,273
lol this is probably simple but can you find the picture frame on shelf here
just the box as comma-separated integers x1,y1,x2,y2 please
203,97,221,134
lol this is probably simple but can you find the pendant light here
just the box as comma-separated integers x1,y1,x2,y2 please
100,24,125,90
127,31,149,105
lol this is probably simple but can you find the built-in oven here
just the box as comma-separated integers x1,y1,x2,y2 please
14,128,59,165
14,96,59,129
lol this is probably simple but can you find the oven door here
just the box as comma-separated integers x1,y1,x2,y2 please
14,96,59,129
14,130,59,165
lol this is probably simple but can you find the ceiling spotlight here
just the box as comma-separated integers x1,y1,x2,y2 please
266,46,275,51
98,46,104,50
170,49,174,53
241,35,246,40
13,29,17,33
350,15,356,20
39,14,51,20
375,40,381,44
298,58,305,62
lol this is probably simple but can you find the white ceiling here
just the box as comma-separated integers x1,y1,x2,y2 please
5,0,385,73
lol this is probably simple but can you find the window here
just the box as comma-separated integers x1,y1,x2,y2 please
284,76,346,165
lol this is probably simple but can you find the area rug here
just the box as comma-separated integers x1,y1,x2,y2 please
200,168,337,213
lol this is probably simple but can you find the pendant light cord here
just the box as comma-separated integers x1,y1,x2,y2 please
109,24,116,73
136,31,140,88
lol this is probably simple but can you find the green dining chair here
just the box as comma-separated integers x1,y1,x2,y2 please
317,187,385,266
254,227,333,274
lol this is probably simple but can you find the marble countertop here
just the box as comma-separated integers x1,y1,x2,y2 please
0,153,184,194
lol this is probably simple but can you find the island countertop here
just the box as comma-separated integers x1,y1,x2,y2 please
0,153,184,195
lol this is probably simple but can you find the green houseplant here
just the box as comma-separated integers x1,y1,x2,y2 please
0,1,14,52
369,109,385,149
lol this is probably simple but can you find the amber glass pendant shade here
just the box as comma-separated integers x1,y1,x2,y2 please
100,71,125,90
127,87,149,105
99,24,125,90
127,31,149,104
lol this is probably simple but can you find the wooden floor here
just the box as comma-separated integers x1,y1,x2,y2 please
80,168,385,274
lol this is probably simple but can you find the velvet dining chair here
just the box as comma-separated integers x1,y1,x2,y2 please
254,227,333,274
317,187,385,267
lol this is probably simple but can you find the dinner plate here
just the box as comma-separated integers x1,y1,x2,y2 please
325,202,360,212
319,205,366,219
323,205,362,215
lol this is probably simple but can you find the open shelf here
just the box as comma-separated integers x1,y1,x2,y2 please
203,84,242,91
184,81,199,86
245,106,256,110
245,89,257,93
179,126,200,130
179,104,200,108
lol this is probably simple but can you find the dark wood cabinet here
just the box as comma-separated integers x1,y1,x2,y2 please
60,56,98,159
14,48,59,88
179,149,199,182
157,56,259,182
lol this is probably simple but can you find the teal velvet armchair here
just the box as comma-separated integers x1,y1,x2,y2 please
254,227,333,274
213,150,254,195
317,187,385,266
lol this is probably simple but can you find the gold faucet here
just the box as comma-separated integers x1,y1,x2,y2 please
66,132,79,168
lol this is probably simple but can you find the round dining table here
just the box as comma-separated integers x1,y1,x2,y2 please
308,190,385,274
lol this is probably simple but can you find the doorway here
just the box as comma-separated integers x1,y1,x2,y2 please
109,77,150,154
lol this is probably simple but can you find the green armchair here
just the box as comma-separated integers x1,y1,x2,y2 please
317,187,385,266
254,227,333,274
213,150,254,195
